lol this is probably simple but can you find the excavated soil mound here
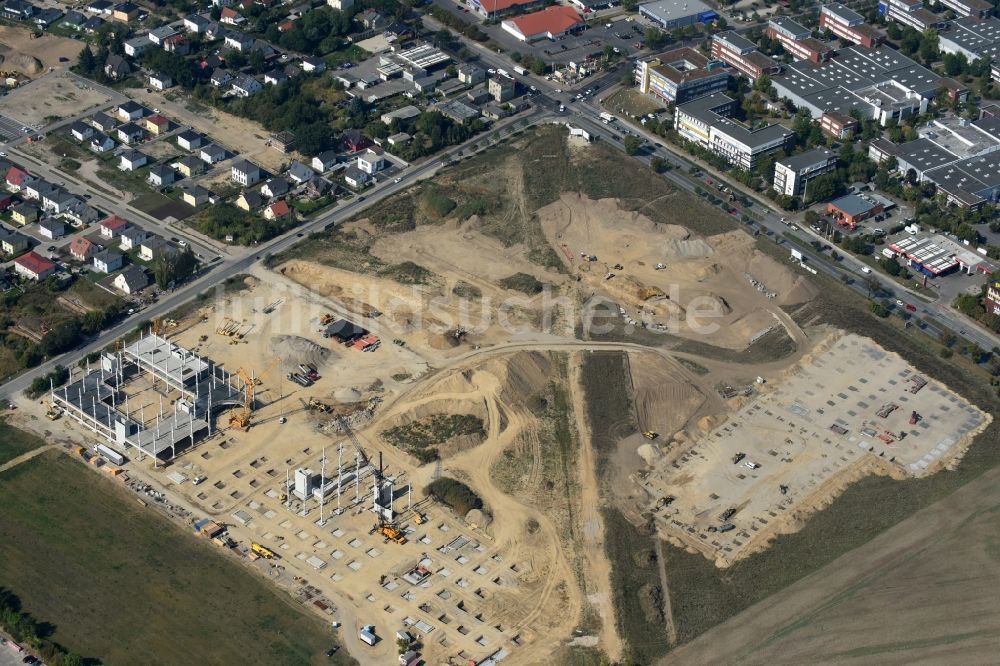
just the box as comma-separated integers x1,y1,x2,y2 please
270,335,331,369
0,52,42,75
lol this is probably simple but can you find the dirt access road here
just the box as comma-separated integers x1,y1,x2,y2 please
660,464,1000,665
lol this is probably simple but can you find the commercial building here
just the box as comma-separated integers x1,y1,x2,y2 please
826,193,884,229
886,234,994,276
765,17,835,63
877,0,946,31
638,0,717,30
820,111,858,139
501,5,584,42
635,47,730,103
985,281,1000,313
674,93,793,170
937,0,993,19
773,148,837,197
938,17,1000,63
770,45,940,126
466,0,544,19
819,4,884,49
711,32,781,82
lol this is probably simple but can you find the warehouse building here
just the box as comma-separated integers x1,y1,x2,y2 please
711,32,781,81
635,47,730,103
773,148,837,197
639,0,717,30
501,5,584,42
674,93,792,170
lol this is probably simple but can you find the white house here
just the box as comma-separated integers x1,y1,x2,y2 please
344,165,369,188
119,149,149,171
357,147,385,175
231,159,262,186
113,265,149,294
148,72,173,91
230,76,262,97
92,249,124,274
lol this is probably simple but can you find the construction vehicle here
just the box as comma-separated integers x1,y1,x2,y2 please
655,495,675,508
720,507,736,522
376,524,407,545
251,542,278,559
45,408,61,421
909,411,920,425
229,357,281,429
732,452,745,465
413,512,427,525
779,485,789,495
319,313,334,325
642,430,658,440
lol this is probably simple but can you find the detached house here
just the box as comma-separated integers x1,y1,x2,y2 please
144,114,170,135
14,251,56,281
113,264,149,294
70,120,94,142
312,151,338,173
183,13,209,32
174,155,204,178
89,111,117,132
116,100,146,122
10,202,39,225
231,159,261,186
37,218,65,240
263,200,290,220
92,249,123,274
105,54,132,82
235,190,264,211
147,24,177,45
123,35,151,57
230,75,262,97
117,123,144,144
148,164,176,187
70,235,99,261
344,165,369,188
119,149,148,171
357,147,385,174
220,6,244,24
118,226,147,250
99,215,130,239
210,69,234,87
0,229,29,255
148,72,173,91
261,177,289,198
6,166,33,192
287,161,314,184
200,144,226,164
181,185,210,207
176,130,204,151
90,133,115,153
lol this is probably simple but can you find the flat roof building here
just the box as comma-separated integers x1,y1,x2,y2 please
773,148,838,197
638,0,717,30
819,4,884,49
635,47,730,103
770,45,940,126
764,17,836,63
711,32,781,81
826,193,884,229
938,17,1000,63
674,93,793,170
878,0,946,31
887,234,994,276
938,0,993,19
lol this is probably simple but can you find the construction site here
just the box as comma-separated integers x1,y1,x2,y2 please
638,333,990,567
23,127,997,664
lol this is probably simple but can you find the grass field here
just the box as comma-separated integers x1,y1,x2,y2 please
0,450,352,666
0,418,44,466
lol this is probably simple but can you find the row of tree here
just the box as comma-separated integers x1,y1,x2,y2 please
0,588,87,666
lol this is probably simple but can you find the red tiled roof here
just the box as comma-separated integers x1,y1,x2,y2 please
506,5,583,39
267,200,290,216
6,166,30,186
147,114,169,126
70,236,96,256
221,6,239,17
15,251,55,275
101,215,130,231
477,0,537,13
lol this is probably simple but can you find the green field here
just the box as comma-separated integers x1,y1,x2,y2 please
0,450,352,666
0,418,45,466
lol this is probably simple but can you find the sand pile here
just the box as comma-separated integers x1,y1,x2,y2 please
270,335,331,368
335,387,362,402
0,53,42,75
662,238,714,259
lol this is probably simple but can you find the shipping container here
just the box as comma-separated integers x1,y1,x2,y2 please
96,444,125,466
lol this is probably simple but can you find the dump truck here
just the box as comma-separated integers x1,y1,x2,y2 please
251,542,278,559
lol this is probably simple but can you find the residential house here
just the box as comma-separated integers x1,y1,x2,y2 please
287,161,314,184
0,229,29,255
90,133,115,153
119,149,149,171
357,147,385,175
220,6,244,23
358,8,383,29
183,13,209,32
92,249,123,273
174,155,204,177
147,24,177,45
162,33,190,54
223,31,253,51
118,226,147,250
181,186,209,207
116,101,146,122
231,159,262,186
200,144,226,164
341,129,369,152
34,8,65,28
23,179,51,201
140,236,172,261
327,0,353,9
301,57,326,73
144,114,170,136
123,35,151,57
235,189,264,211
14,252,55,281
148,72,173,91
10,202,39,225
344,165,369,188
111,2,139,22
263,200,290,220
60,10,86,28
85,0,113,13
312,151,338,172
264,68,289,86
6,166,33,191
387,132,411,146
37,218,65,240
210,69,234,87
63,203,100,227
42,189,80,215
148,164,176,187
70,235,99,261
261,177,289,198
101,216,131,240
230,76,262,97
70,121,94,142
270,130,295,153
306,178,336,198
176,130,204,151
104,54,131,80
82,15,104,32
113,265,149,294
117,123,145,144
457,63,485,85
89,111,118,132
2,0,35,20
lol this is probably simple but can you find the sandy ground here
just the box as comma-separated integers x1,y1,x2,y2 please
659,461,1000,666
127,88,296,173
0,25,83,78
538,193,817,349
0,70,109,125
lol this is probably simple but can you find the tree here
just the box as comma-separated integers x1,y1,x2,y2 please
623,135,642,155
76,44,96,76
650,156,665,173
152,248,199,289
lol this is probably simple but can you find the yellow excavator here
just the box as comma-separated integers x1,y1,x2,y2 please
251,542,278,559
